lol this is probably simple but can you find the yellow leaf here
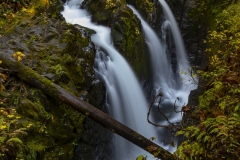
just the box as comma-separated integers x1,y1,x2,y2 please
0,73,7,80
16,51,22,56
20,53,25,57
0,84,5,91
12,53,17,58
7,115,14,118
17,56,22,61
136,155,147,160
0,125,6,129
150,136,156,141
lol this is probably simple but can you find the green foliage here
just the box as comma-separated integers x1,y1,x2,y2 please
0,107,29,159
136,155,147,160
175,115,240,159
175,1,240,159
196,0,235,14
0,0,30,28
190,0,237,30
126,0,154,20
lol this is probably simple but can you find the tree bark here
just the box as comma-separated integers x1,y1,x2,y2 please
0,53,174,160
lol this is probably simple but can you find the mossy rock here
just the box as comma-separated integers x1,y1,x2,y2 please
0,1,106,159
126,0,154,21
0,9,99,95
18,98,48,120
84,0,151,79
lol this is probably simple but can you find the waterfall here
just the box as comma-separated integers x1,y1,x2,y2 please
158,0,190,74
62,0,197,158
129,0,197,153
61,0,157,159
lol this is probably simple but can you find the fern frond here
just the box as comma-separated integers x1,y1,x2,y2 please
197,132,206,140
6,137,23,145
0,136,7,143
209,128,219,134
203,135,210,142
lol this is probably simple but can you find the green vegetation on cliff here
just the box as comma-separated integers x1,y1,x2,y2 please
175,1,240,159
0,0,106,159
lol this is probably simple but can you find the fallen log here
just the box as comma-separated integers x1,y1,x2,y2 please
0,53,174,160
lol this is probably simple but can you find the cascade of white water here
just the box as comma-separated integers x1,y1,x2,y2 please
158,0,190,74
128,5,176,98
128,6,174,89
61,0,157,159
157,0,197,107
129,1,197,153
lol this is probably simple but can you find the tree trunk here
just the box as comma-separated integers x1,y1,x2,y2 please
0,53,174,160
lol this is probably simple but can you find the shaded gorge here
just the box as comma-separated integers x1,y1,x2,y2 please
61,0,197,159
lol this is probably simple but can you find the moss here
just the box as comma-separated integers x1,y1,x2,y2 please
26,139,47,152
111,16,148,77
0,0,106,158
17,64,59,97
61,25,92,50
9,86,86,159
126,0,154,21
87,1,109,22
0,91,11,98
50,64,64,75
18,98,47,120
85,0,150,79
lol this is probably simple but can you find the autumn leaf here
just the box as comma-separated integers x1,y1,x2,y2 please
150,136,156,141
12,51,25,61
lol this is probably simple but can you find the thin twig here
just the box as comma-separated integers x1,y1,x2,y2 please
157,98,176,126
188,67,206,88
147,93,179,129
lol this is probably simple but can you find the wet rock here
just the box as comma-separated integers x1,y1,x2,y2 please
73,118,113,160
84,0,151,80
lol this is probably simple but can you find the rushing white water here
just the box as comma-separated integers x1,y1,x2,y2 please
158,0,190,73
61,0,157,159
129,0,197,153
128,7,174,89
157,0,197,103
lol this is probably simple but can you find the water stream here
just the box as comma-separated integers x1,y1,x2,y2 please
158,0,190,73
62,0,196,159
129,0,197,153
62,0,157,159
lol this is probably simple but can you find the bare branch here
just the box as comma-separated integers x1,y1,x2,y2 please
147,93,179,129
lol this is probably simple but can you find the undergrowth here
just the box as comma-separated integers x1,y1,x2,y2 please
175,1,240,159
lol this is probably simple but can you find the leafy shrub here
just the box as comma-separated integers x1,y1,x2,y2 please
175,1,240,159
